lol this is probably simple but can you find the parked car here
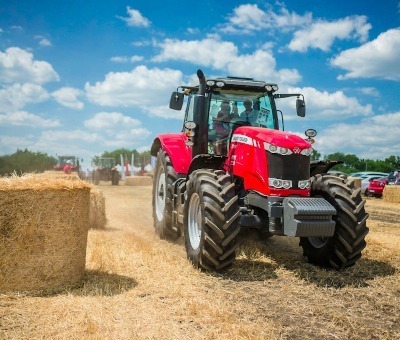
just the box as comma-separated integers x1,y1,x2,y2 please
365,176,389,197
361,175,385,194
387,170,400,185
349,171,389,178
327,170,346,176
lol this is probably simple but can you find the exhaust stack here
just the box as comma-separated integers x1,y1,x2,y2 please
192,69,208,157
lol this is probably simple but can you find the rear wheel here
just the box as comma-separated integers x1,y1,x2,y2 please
184,169,240,271
152,149,178,240
94,171,100,185
112,171,120,185
300,174,369,268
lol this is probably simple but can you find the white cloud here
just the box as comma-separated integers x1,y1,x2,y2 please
358,87,380,97
111,55,144,63
142,105,185,120
289,16,371,52
84,112,142,130
153,38,301,85
331,28,400,80
222,4,312,33
0,83,49,112
34,35,52,47
0,47,59,84
279,86,373,119
315,112,400,159
110,56,128,63
85,65,184,107
117,7,151,28
84,112,151,148
0,111,60,128
51,87,84,110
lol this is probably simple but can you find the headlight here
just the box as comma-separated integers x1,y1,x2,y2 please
301,147,313,156
298,180,311,189
280,147,288,155
272,85,279,91
265,143,293,155
216,81,225,87
269,178,292,189
282,180,292,189
265,85,273,91
206,80,215,86
269,144,277,152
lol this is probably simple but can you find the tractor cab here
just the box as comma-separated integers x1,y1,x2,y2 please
54,155,79,171
170,75,305,158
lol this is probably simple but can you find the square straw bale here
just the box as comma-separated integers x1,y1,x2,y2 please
383,185,400,203
0,174,92,293
125,176,153,186
89,188,107,229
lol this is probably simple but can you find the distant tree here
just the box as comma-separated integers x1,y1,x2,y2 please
92,148,152,168
311,149,321,161
0,149,56,175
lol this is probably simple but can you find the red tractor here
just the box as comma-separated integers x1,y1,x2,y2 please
151,70,368,271
92,157,120,185
53,155,79,172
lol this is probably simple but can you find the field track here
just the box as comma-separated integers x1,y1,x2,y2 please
1,184,400,339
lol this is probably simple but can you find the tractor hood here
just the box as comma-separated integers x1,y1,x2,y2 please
232,127,311,153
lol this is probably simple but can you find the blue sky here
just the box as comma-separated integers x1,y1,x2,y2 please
0,0,399,169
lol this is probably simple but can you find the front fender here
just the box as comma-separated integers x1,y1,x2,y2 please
151,133,192,174
310,160,343,176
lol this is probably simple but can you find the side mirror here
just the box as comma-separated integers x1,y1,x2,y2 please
296,98,306,117
169,92,184,110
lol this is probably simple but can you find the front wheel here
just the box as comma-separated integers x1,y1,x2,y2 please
152,149,178,240
300,174,369,269
184,169,240,271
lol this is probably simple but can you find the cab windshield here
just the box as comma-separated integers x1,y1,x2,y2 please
207,91,277,155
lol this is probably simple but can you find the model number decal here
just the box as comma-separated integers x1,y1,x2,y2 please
231,134,254,146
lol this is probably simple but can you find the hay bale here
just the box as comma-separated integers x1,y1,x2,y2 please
348,177,362,189
89,188,107,229
0,174,92,293
125,176,153,186
383,185,400,203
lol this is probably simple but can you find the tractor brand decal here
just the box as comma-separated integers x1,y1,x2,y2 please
231,134,254,146
293,147,301,154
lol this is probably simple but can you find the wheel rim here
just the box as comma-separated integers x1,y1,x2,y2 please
308,237,328,248
188,193,202,250
155,169,166,222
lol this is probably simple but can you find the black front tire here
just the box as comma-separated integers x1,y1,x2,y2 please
152,149,178,240
300,174,369,269
184,169,241,271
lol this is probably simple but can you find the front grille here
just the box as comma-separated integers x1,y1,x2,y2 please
267,152,310,189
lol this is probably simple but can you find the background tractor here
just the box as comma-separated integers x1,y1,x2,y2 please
54,155,79,172
93,157,120,185
151,70,369,271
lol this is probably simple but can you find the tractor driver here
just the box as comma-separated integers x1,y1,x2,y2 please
212,101,238,155
63,160,72,174
239,100,259,124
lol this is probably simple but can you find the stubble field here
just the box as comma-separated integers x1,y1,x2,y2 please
1,184,400,339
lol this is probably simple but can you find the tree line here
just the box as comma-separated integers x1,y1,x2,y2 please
0,148,399,176
0,148,153,176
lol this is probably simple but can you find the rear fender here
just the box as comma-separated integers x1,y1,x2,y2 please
150,133,192,174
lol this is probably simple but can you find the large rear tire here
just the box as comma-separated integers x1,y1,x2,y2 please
152,149,179,240
94,171,100,185
184,169,240,271
300,174,369,269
